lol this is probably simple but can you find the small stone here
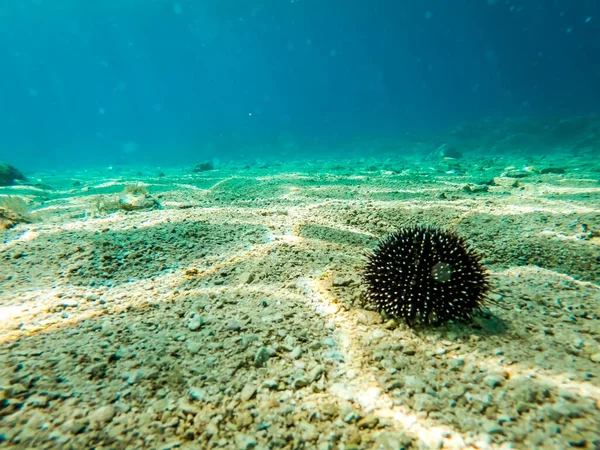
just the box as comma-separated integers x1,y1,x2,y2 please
493,177,520,188
254,347,270,367
70,421,86,434
385,380,403,392
115,401,130,413
240,383,257,402
293,378,309,389
404,376,426,392
235,410,254,428
503,170,528,178
383,319,397,330
357,414,379,429
189,387,207,401
372,329,385,340
332,275,355,287
374,431,413,450
177,397,200,416
239,272,255,284
234,433,257,450
552,401,582,419
89,405,116,423
159,442,182,450
263,379,278,389
187,342,202,354
343,411,358,423
322,338,334,348
242,334,259,348
27,395,49,408
540,167,565,174
308,365,324,383
484,375,504,388
590,353,600,363
563,431,586,447
484,421,503,434
226,320,242,331
298,422,319,442
290,346,302,359
187,316,204,331
435,347,446,355
463,184,489,193
448,358,465,371
413,393,439,412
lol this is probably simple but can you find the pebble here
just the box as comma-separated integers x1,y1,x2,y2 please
242,334,259,348
404,376,426,392
463,184,489,193
290,346,302,359
385,380,403,392
372,329,385,340
343,412,359,423
483,375,504,388
189,387,207,401
234,433,257,450
374,431,413,450
298,422,319,442
332,275,356,287
590,353,600,363
448,358,465,371
27,395,49,408
238,272,254,284
413,393,439,412
178,398,200,416
159,442,182,450
493,177,520,188
357,414,379,429
323,338,335,347
187,316,204,331
240,383,257,402
503,170,528,178
308,365,324,383
115,401,130,413
89,405,116,423
484,421,503,434
225,320,242,331
293,378,309,389
187,341,202,354
263,379,278,389
254,347,270,367
540,167,566,174
383,319,397,330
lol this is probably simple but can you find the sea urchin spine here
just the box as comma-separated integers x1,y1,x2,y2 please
363,225,490,326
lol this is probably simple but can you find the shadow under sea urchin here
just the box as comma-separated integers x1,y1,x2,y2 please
363,225,491,326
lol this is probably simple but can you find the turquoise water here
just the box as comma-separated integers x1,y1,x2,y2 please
0,1,598,169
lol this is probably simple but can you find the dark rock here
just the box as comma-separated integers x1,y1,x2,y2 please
0,163,26,186
462,184,489,193
0,196,33,230
503,170,529,178
540,167,566,174
441,146,462,159
193,161,214,172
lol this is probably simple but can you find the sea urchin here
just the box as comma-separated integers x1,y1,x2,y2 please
363,225,490,326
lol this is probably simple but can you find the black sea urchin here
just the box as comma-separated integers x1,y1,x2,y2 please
363,226,490,326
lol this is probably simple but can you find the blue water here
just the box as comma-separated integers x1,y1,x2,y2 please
0,0,598,168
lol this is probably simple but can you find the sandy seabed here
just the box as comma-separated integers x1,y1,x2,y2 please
0,153,599,449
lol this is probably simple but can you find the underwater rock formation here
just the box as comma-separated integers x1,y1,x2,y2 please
0,196,33,229
0,163,26,186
